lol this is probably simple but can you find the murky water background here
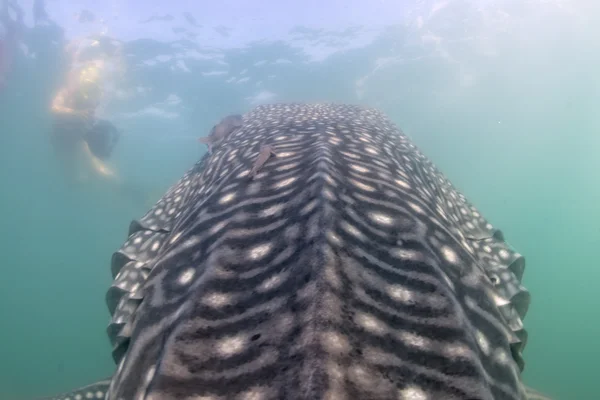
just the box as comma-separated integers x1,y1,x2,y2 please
0,1,598,398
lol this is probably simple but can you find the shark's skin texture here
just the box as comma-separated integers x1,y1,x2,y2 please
38,103,551,400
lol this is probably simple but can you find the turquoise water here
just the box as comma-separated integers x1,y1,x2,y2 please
0,2,598,399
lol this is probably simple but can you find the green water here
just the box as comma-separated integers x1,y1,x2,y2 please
1,3,598,400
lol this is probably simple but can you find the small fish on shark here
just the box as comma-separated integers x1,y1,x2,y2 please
36,103,552,400
250,144,277,179
197,114,243,154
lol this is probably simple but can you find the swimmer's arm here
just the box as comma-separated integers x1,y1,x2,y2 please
51,89,93,121
50,89,75,114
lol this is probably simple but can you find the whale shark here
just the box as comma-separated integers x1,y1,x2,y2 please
37,103,551,400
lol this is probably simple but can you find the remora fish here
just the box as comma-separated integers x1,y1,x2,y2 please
37,103,551,400
198,114,243,154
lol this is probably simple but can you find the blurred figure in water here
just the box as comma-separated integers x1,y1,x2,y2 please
49,36,145,203
50,38,120,183
0,0,24,92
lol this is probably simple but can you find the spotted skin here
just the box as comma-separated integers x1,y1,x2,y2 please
38,103,551,400
36,379,111,400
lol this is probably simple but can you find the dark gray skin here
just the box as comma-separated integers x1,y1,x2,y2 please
198,114,243,154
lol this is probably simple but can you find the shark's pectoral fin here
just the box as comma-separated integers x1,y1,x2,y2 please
35,377,111,400
524,384,554,400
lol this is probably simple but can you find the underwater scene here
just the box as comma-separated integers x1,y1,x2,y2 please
0,1,598,399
